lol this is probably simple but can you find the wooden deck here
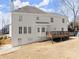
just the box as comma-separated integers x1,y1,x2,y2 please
47,31,69,42
52,34,69,38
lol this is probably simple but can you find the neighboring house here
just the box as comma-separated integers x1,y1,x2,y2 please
10,6,68,46
2,24,9,34
0,30,2,35
68,16,79,32
76,16,79,30
76,16,79,26
0,24,9,35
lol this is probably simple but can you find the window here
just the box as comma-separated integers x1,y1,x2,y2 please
19,16,22,22
37,27,40,32
51,18,53,22
36,17,39,20
62,28,64,31
28,27,31,34
54,28,56,30
42,27,45,32
62,18,65,23
24,27,27,34
19,27,22,34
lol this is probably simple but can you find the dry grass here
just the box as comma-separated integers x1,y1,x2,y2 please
0,38,11,46
2,38,11,44
0,37,79,59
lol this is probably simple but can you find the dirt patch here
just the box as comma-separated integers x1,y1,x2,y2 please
0,37,79,59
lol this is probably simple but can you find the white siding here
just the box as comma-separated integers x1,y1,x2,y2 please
11,12,68,46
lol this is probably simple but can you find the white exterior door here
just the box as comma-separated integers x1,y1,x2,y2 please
41,27,46,36
36,25,47,37
18,38,22,46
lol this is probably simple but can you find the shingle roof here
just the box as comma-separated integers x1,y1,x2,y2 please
13,6,46,14
13,6,67,17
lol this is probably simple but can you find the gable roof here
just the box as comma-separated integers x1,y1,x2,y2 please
13,6,67,17
13,6,46,14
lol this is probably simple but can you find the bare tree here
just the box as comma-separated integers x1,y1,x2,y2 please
60,0,79,31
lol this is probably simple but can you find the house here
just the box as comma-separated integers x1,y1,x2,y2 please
2,24,9,34
10,6,69,46
69,16,79,31
0,24,9,35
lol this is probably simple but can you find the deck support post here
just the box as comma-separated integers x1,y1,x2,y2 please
52,38,53,44
61,38,62,41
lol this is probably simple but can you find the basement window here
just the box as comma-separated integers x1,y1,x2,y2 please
18,38,22,45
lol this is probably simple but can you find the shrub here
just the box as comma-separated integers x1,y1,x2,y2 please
0,37,3,40
0,37,3,45
4,36,7,39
